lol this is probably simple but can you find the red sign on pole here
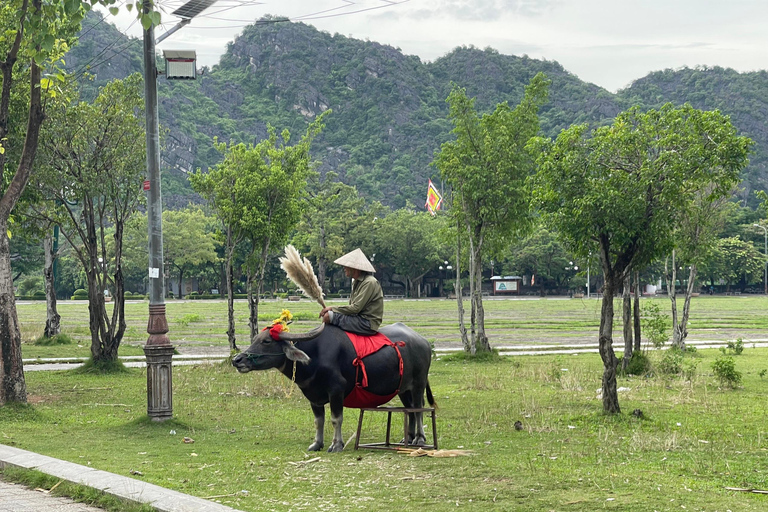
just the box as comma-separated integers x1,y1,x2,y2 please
143,180,150,191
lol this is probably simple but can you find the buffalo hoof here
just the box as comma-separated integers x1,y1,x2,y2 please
401,434,427,447
308,442,324,451
327,440,344,453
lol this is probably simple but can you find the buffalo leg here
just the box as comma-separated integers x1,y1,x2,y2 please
308,403,325,452
327,394,345,452
399,388,427,446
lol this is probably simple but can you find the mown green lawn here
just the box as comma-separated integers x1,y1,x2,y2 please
3,345,768,511
15,295,768,361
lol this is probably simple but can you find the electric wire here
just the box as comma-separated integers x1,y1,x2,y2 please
73,0,409,73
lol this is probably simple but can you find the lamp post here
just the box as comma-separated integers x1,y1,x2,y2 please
754,224,767,295
142,0,217,421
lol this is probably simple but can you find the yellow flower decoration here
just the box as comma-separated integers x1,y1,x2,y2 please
271,309,293,332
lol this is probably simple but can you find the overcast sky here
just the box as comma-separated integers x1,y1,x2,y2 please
99,0,768,92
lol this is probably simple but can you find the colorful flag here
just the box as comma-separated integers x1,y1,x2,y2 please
425,179,443,216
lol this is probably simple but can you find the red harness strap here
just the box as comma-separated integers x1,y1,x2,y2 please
343,331,404,408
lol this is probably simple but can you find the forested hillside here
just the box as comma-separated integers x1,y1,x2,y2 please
70,12,768,208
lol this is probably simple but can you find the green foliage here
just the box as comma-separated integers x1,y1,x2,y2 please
656,349,684,375
74,358,129,375
34,333,74,346
439,349,510,364
621,351,652,376
641,301,670,348
711,356,742,388
176,313,204,326
17,276,43,296
71,289,88,299
720,337,745,355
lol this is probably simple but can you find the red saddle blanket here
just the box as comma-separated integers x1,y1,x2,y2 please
343,331,404,408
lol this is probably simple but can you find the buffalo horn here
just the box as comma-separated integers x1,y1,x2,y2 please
278,323,325,342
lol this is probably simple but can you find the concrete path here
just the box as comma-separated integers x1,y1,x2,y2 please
0,479,105,511
0,445,244,512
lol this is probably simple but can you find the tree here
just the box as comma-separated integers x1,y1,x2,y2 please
291,171,364,293
32,74,146,365
665,193,734,349
192,114,326,345
703,236,763,292
434,74,549,354
1,0,91,403
375,206,447,297
238,118,326,340
122,208,219,299
534,103,751,413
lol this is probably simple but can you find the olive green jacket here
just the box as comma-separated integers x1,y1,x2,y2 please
332,274,384,330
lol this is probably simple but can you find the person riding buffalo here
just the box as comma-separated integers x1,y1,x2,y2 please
319,248,383,335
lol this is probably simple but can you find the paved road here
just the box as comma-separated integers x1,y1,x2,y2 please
0,479,105,511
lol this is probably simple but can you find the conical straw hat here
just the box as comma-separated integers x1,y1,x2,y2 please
334,248,375,273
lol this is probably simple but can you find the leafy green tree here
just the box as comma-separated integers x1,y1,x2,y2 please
703,237,763,292
508,227,571,295
32,74,146,365
190,148,247,350
192,114,326,344
1,0,96,403
375,205,448,298
534,103,751,413
666,192,734,349
291,171,364,293
122,208,219,299
434,74,549,354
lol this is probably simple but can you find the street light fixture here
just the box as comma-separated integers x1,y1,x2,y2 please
754,224,767,295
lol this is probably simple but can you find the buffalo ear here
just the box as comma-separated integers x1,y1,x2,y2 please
282,343,310,364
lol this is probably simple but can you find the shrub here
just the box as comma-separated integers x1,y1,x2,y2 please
177,313,204,326
34,333,74,346
18,276,43,296
31,291,46,300
72,289,88,300
656,349,683,375
720,338,744,356
124,291,133,297
642,302,669,348
622,351,652,376
711,356,742,388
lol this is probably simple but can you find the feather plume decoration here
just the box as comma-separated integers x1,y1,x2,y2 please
279,245,326,308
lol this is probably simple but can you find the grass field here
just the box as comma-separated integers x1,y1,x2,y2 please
15,295,768,360
2,348,768,511
3,296,768,511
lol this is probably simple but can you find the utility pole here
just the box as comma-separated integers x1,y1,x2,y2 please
143,0,173,422
141,0,217,422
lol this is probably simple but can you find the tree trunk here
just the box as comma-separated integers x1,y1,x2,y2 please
247,271,258,341
598,242,621,414
673,264,697,350
177,267,185,300
0,44,45,405
633,270,641,352
621,273,632,370
666,251,681,349
0,223,27,404
43,231,61,338
471,236,490,352
225,242,237,352
454,231,469,352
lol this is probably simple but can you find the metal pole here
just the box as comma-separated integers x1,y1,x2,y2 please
587,253,590,299
143,1,173,421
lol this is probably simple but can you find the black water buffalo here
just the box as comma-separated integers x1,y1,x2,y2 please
232,322,434,452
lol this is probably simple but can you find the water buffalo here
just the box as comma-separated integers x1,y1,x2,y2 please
232,322,434,452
